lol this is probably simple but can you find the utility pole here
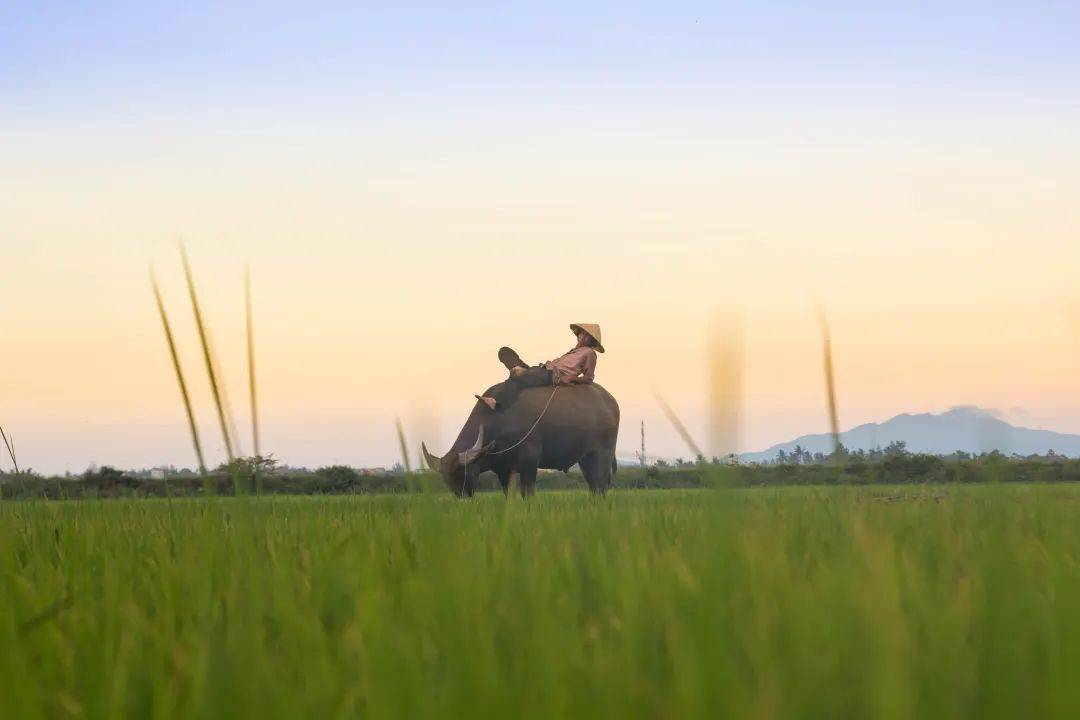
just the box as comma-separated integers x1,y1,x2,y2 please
639,420,646,467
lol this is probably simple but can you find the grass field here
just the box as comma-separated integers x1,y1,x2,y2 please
4,486,1080,719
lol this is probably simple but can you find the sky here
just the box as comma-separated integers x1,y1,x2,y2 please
2,2,1080,473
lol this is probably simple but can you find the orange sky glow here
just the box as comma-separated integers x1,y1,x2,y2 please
3,5,1079,472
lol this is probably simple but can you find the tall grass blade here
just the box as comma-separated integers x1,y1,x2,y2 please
707,313,743,459
179,243,235,462
247,267,261,492
246,267,261,459
817,305,842,456
212,338,244,458
653,390,704,460
150,269,207,474
202,324,243,457
396,418,412,473
0,425,18,473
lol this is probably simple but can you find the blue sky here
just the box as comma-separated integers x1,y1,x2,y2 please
5,2,1079,118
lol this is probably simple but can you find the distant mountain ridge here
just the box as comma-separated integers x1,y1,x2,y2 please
740,407,1080,463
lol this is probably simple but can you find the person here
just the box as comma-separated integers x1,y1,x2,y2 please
478,323,605,411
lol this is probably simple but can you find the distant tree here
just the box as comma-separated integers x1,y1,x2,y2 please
315,465,360,490
82,466,130,490
217,455,278,476
215,455,279,494
791,445,805,464
884,441,908,457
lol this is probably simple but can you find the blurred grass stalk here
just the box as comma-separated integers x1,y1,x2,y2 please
214,344,244,458
0,425,18,474
151,269,207,474
396,418,413,473
179,243,235,462
653,391,704,460
707,312,743,460
246,267,261,459
817,305,842,456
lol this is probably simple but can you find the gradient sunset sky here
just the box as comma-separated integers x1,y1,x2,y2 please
3,2,1079,473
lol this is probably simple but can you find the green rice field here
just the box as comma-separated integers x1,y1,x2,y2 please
4,486,1080,718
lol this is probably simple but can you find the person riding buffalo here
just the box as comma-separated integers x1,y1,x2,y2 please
478,323,604,412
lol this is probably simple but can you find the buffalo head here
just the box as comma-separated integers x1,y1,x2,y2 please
422,426,495,497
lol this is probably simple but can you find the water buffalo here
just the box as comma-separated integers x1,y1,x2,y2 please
422,382,620,497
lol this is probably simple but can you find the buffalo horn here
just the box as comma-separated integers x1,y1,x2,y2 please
459,426,488,464
421,442,441,472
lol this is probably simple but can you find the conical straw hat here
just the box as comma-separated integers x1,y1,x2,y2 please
570,323,605,353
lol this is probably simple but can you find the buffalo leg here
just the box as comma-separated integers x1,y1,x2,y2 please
496,470,512,497
579,451,612,495
517,459,538,498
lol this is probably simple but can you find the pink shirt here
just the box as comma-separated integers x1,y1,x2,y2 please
544,346,597,384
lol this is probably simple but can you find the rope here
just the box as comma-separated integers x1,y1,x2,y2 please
489,385,559,455
462,385,559,490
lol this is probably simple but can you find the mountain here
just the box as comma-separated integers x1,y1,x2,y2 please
740,407,1080,463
